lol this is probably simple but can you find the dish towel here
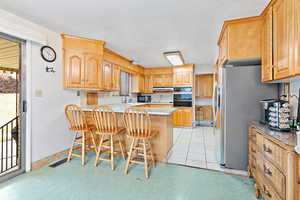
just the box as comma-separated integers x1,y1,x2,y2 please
296,131,300,154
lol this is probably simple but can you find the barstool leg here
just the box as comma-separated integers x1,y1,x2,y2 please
81,132,85,166
90,132,97,154
147,139,156,168
67,132,78,162
117,135,126,160
142,139,149,178
125,138,135,174
110,135,115,170
94,135,104,167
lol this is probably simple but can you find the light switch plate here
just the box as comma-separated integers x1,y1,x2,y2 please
35,89,43,97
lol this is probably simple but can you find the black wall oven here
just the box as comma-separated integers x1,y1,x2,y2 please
173,87,192,107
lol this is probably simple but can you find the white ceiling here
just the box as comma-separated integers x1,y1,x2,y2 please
0,0,269,67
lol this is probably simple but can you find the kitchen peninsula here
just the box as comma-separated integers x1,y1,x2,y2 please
82,103,177,162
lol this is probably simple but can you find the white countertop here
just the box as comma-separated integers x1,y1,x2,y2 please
81,103,177,115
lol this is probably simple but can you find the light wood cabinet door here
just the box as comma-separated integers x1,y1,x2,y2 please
102,61,112,91
152,74,172,87
131,74,144,93
295,0,300,75
173,65,193,87
273,0,293,79
173,108,192,126
195,106,212,121
64,50,84,88
144,75,153,93
84,54,102,89
195,74,213,98
261,9,274,82
112,64,120,91
219,29,228,65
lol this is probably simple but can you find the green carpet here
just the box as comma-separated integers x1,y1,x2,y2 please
0,153,257,200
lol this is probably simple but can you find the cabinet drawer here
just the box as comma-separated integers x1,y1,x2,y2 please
261,182,283,200
249,128,257,144
263,158,285,198
249,142,258,156
256,132,264,152
262,138,285,171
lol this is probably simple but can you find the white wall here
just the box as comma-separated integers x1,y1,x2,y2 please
30,32,79,162
194,64,213,75
0,9,80,165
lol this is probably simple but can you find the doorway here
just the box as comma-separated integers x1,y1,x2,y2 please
0,33,26,181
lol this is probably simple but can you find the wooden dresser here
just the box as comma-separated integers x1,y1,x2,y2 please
248,123,299,200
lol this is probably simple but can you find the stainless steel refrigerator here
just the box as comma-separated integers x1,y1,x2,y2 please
214,65,278,170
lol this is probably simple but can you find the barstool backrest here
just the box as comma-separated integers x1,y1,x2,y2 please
92,105,118,133
65,104,88,131
123,108,151,138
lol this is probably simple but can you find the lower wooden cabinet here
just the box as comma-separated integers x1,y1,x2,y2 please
248,126,299,200
195,105,212,121
173,108,193,127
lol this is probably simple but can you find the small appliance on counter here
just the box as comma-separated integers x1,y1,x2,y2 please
137,95,151,103
260,99,277,124
268,101,290,131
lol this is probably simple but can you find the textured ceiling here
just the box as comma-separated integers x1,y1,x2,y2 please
0,0,269,67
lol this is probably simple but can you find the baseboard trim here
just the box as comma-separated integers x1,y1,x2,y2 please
31,149,69,171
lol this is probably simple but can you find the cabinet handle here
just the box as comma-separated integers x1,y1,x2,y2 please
263,165,272,176
263,144,272,154
263,185,272,198
251,148,256,153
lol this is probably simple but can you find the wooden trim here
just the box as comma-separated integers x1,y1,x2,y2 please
31,149,69,170
217,15,262,45
61,34,105,45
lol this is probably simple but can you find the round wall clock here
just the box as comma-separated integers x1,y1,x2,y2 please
41,45,57,62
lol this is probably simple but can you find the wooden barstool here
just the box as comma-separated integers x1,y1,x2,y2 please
92,105,126,170
64,104,97,165
122,108,157,178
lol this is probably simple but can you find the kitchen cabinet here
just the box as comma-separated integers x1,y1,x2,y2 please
144,75,153,93
195,105,212,121
112,64,120,91
102,61,113,91
173,65,194,87
260,0,298,81
173,108,193,127
131,74,145,93
248,125,299,200
217,16,262,66
62,34,104,89
261,9,273,82
195,74,213,98
86,92,98,105
273,0,293,80
152,74,173,87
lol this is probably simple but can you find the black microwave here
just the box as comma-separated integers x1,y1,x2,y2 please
137,95,151,103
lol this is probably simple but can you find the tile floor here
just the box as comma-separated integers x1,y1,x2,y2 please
168,127,248,176
0,152,257,200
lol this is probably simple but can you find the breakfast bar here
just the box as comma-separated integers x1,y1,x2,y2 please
82,103,177,162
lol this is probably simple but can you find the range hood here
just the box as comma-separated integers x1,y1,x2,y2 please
152,87,174,93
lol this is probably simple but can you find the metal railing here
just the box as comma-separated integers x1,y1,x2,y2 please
0,116,19,174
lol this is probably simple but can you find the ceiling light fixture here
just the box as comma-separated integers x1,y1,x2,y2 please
163,51,185,66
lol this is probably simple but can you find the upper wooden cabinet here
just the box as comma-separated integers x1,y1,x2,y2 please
144,75,153,93
173,64,194,87
112,64,120,91
217,16,262,65
261,9,273,82
195,74,213,98
273,0,294,79
102,61,113,91
295,0,300,75
62,34,104,89
131,74,145,93
147,67,173,88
